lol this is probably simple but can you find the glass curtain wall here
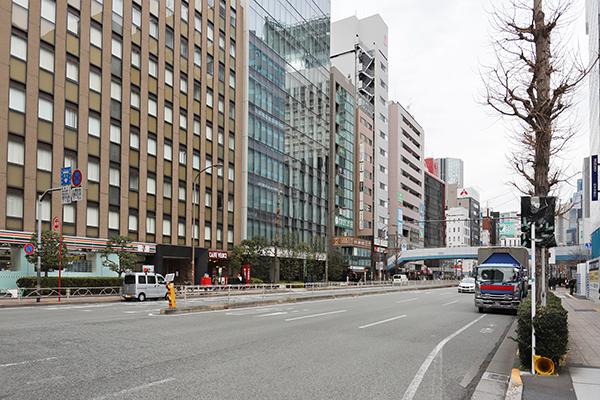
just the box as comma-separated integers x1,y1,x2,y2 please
245,0,330,243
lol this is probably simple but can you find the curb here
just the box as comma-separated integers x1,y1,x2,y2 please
506,368,523,400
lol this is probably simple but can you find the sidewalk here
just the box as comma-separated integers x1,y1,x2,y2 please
472,286,600,400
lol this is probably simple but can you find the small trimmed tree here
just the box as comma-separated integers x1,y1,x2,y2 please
25,230,69,277
101,235,136,277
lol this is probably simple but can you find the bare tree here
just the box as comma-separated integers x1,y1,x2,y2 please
481,0,597,303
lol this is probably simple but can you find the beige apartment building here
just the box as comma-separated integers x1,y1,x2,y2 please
0,0,243,287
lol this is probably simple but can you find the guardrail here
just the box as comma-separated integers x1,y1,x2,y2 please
173,279,459,308
1,279,458,304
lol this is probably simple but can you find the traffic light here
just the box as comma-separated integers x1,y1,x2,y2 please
521,196,557,248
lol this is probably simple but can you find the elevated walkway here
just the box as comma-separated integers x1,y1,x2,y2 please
387,245,589,270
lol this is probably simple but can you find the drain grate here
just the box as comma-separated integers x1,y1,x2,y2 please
484,372,509,382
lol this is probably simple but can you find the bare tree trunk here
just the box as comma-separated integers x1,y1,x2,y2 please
533,0,551,304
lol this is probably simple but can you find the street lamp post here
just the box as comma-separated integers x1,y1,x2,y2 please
36,187,62,302
381,224,397,281
191,163,223,283
325,206,346,284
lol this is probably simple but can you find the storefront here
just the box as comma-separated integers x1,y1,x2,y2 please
0,230,156,288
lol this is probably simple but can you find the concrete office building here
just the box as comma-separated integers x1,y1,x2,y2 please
0,0,244,287
388,101,425,251
446,207,470,247
241,0,331,269
331,14,390,275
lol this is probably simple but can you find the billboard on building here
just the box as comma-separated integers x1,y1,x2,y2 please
499,222,515,236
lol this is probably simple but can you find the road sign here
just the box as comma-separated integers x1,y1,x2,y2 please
71,186,83,201
72,169,83,186
52,217,61,232
24,243,35,255
61,167,72,186
61,186,72,204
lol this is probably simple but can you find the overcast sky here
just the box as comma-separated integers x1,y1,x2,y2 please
331,0,590,214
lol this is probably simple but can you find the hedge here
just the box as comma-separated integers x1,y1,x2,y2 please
514,291,569,370
16,277,124,288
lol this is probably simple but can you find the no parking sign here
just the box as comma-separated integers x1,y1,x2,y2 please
24,243,35,255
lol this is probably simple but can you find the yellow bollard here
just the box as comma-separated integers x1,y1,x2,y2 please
533,355,555,375
167,282,176,309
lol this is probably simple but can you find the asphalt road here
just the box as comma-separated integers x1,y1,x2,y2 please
0,287,515,400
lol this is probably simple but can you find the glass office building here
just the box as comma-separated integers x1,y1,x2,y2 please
243,0,331,245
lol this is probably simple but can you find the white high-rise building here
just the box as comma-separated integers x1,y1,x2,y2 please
331,15,390,271
586,1,600,240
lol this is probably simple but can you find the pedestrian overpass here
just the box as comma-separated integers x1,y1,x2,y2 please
386,245,589,270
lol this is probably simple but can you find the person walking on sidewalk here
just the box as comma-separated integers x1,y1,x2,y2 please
569,278,576,295
549,275,557,291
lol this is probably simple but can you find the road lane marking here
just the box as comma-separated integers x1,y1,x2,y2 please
256,312,288,317
439,292,451,296
91,378,176,399
401,314,486,400
285,310,346,321
442,300,458,306
0,357,58,368
396,298,417,304
359,315,407,329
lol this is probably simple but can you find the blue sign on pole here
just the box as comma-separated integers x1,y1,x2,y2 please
61,167,72,186
592,155,598,202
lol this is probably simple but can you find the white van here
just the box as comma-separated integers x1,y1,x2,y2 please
122,272,168,301
393,274,409,285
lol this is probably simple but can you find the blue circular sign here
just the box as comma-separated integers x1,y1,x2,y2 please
72,169,83,187
24,243,35,255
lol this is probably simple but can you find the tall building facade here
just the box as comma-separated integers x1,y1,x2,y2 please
424,169,445,248
437,157,464,188
1,0,243,286
241,0,331,260
388,102,425,251
331,14,390,277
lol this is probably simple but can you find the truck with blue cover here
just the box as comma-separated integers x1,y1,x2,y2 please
474,247,529,313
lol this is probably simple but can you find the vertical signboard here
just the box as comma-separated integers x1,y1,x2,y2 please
592,155,598,202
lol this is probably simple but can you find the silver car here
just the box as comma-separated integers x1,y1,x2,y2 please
458,277,476,293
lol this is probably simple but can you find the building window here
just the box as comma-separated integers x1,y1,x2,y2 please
178,186,186,201
38,98,53,122
88,115,101,137
40,0,56,44
109,211,119,230
88,160,100,182
148,137,157,156
147,177,156,195
130,131,140,150
181,38,188,59
110,124,121,144
8,141,25,165
87,207,99,227
164,143,172,161
179,149,186,165
163,219,171,236
146,216,156,234
9,88,26,113
89,70,101,92
63,204,75,224
65,108,77,129
129,214,138,231
11,35,27,61
129,170,139,190
163,181,172,198
40,47,54,73
67,11,79,35
6,194,24,218
90,25,102,48
66,61,78,82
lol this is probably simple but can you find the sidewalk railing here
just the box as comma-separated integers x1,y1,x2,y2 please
1,279,458,303
0,286,122,300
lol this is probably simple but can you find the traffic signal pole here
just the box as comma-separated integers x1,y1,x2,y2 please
36,187,62,302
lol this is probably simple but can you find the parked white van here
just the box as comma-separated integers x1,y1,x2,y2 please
393,274,409,285
122,272,168,301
